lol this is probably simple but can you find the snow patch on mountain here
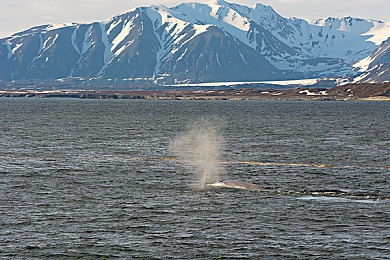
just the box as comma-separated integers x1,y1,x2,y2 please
43,34,59,53
45,23,76,32
302,17,376,61
100,23,113,72
165,78,322,87
70,28,80,54
208,0,250,31
11,42,23,55
81,28,93,56
352,65,379,83
354,55,376,72
362,21,390,45
169,1,253,47
111,15,137,56
146,5,207,75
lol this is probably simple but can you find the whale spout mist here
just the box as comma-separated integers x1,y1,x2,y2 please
169,118,225,190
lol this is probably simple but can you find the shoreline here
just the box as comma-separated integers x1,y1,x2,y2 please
1,87,390,101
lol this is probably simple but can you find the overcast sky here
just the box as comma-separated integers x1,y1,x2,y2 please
1,0,388,38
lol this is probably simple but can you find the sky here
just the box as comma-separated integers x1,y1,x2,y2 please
1,0,389,38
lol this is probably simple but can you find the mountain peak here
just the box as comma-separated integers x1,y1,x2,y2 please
253,3,279,16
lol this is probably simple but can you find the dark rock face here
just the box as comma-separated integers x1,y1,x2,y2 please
159,26,285,83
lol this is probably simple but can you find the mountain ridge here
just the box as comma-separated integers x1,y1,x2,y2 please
1,1,389,87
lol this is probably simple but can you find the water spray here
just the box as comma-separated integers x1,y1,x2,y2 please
169,117,225,189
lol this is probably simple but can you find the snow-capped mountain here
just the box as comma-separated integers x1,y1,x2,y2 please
0,0,389,86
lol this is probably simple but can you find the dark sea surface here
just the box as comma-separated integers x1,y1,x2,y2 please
1,98,389,259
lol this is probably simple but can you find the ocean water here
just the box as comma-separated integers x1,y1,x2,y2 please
1,98,389,259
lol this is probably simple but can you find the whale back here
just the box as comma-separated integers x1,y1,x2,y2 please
208,180,265,191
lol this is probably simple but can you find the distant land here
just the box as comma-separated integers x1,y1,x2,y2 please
0,0,389,90
1,83,389,101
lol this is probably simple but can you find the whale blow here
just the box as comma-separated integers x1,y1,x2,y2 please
169,118,265,191
169,117,225,189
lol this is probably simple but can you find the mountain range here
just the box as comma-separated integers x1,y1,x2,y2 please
1,0,389,88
